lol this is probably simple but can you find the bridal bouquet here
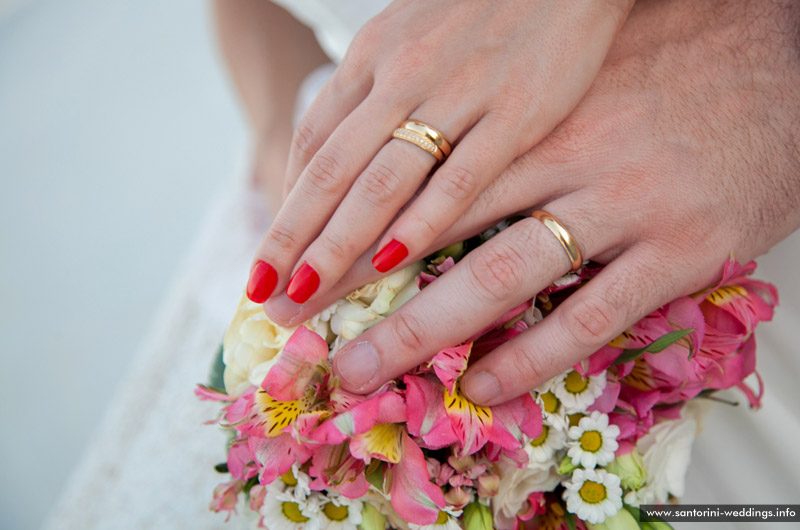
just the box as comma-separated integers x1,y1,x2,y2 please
197,222,776,530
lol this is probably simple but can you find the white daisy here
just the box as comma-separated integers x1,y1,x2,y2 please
277,464,312,502
553,370,606,412
567,411,620,469
317,494,363,530
534,388,569,432
408,506,463,530
525,422,567,464
562,468,623,524
261,483,322,530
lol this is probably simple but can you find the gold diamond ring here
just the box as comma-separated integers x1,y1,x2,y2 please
391,120,451,162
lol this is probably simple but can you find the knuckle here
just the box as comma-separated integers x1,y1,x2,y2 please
508,347,547,385
304,150,346,195
266,222,299,253
357,161,402,206
291,122,321,160
389,311,427,353
467,242,528,303
408,210,438,240
436,165,479,202
561,295,620,349
316,233,350,262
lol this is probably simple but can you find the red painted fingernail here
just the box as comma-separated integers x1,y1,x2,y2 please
372,239,409,273
286,263,320,303
246,260,278,303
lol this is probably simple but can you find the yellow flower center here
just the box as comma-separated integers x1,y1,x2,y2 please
356,423,404,463
322,502,349,521
256,389,312,437
579,430,603,452
564,371,589,394
530,425,550,447
707,285,747,305
280,470,298,486
281,501,309,522
579,480,607,504
540,391,560,413
568,413,584,428
435,511,450,525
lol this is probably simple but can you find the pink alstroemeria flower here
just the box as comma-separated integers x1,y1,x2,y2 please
408,343,542,457
209,479,243,521
231,326,331,484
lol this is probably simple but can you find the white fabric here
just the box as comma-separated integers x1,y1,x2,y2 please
269,0,386,64
47,3,800,528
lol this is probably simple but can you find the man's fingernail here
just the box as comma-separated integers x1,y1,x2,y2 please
372,239,409,273
463,371,500,404
246,260,278,303
335,341,380,389
264,293,304,325
286,263,320,304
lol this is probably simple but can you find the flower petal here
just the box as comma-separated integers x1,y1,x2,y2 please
444,385,493,455
260,326,328,401
405,375,458,449
429,344,471,393
390,431,446,525
248,433,312,485
350,423,405,463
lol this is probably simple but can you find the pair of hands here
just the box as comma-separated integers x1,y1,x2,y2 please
246,0,800,406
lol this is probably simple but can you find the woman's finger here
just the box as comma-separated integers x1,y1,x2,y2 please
330,199,624,394
460,244,692,406
246,95,409,303
263,146,585,325
281,104,479,304
369,114,523,273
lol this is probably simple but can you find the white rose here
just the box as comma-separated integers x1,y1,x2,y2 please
626,400,710,505
347,262,424,315
222,295,297,397
493,462,562,530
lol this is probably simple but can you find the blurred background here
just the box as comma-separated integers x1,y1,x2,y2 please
0,0,245,527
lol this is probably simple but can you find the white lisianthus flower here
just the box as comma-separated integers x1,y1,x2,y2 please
222,296,298,397
525,422,567,464
330,300,383,341
563,468,623,525
625,400,710,506
493,462,562,530
346,262,424,315
567,411,620,469
553,370,606,412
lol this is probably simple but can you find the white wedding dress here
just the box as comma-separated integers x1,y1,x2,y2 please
46,2,800,528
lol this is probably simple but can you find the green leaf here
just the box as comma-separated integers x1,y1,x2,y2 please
613,329,694,365
463,502,493,530
214,462,229,474
207,343,226,393
359,503,387,530
365,462,385,492
564,510,578,530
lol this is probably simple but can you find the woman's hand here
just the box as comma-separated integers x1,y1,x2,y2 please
244,0,634,304
265,0,800,405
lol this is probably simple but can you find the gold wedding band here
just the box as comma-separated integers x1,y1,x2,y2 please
531,210,583,272
391,119,452,162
